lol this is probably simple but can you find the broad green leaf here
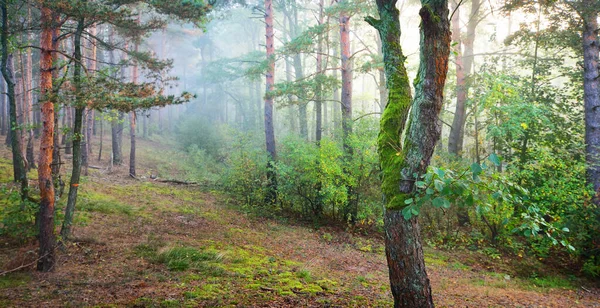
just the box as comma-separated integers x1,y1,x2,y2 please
489,153,501,166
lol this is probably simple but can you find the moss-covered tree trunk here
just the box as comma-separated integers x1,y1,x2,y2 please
367,0,450,306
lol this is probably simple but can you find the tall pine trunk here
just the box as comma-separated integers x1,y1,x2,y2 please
264,0,277,203
37,6,57,272
367,0,450,305
583,6,600,203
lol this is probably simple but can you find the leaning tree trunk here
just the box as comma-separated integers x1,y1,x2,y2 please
37,6,57,272
1,3,28,199
367,0,450,306
264,0,277,203
583,5,600,203
61,15,86,241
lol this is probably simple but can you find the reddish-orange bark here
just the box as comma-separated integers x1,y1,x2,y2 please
37,6,56,272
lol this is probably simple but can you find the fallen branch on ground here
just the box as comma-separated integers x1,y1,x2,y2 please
154,179,198,185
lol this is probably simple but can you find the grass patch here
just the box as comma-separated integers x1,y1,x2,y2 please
424,250,449,267
0,272,30,289
156,246,224,276
522,275,575,290
78,191,136,216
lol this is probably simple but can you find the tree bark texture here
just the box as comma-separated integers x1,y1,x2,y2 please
583,6,600,201
264,0,277,203
368,0,451,306
37,6,57,272
1,3,28,198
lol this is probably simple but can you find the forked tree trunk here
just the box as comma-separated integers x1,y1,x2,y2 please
37,6,57,272
367,0,451,305
264,0,277,203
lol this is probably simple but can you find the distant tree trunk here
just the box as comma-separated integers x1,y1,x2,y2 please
129,111,136,177
264,0,277,203
129,68,138,176
367,0,450,305
449,1,469,227
339,12,352,149
98,113,103,161
24,10,35,170
108,29,122,165
37,6,57,272
64,106,72,154
0,76,5,136
583,5,600,203
1,4,28,199
288,3,308,140
111,113,123,165
315,0,324,144
143,111,148,138
448,0,479,155
15,57,27,170
339,5,358,222
332,44,341,135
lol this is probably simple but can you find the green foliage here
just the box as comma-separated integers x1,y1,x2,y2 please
175,117,225,158
0,187,38,239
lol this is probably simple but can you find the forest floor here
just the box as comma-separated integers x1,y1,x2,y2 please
0,136,599,307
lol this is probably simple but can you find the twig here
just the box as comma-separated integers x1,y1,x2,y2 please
0,252,49,276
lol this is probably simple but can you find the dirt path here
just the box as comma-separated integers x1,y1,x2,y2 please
0,141,598,307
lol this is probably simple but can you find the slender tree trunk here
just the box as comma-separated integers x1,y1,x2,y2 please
51,28,62,193
109,29,122,165
449,1,469,226
367,0,450,305
1,4,28,199
583,6,600,202
0,76,5,136
25,7,35,170
264,0,277,203
339,6,358,222
332,44,341,135
65,106,72,154
339,12,352,149
37,6,57,272
129,112,136,177
98,113,103,161
448,0,479,155
315,0,324,144
15,58,27,171
61,16,86,240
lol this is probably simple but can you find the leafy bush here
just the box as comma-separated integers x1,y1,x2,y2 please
0,187,38,239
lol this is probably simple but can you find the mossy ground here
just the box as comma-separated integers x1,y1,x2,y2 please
0,137,598,307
